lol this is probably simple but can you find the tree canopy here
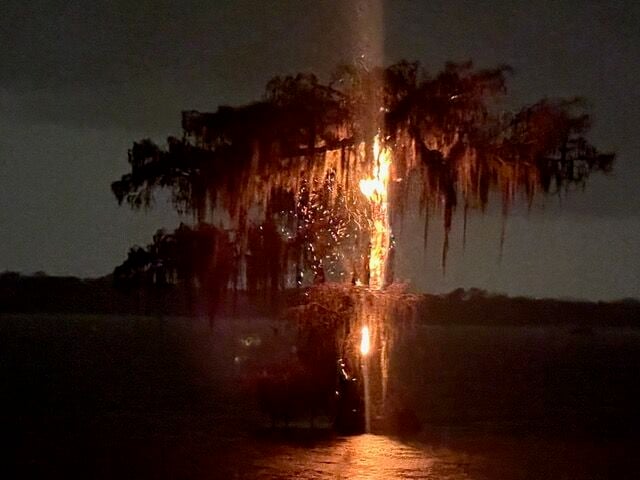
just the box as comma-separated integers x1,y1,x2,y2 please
112,60,613,293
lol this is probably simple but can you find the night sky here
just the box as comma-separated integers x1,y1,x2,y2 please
1,0,638,300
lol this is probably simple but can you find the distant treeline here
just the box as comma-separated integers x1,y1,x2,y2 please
416,288,640,327
1,272,639,326
0,272,264,318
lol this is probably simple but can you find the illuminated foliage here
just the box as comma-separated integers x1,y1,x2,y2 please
112,60,613,291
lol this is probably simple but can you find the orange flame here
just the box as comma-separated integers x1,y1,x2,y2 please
360,325,370,356
359,135,392,290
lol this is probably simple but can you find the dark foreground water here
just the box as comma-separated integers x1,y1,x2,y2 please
2,314,639,479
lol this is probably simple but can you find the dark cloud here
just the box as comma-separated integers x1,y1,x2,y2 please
1,1,355,130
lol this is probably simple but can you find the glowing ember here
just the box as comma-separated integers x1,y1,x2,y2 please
360,325,371,356
359,135,392,290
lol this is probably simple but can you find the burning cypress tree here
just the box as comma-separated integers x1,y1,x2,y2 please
112,60,612,288
112,60,613,430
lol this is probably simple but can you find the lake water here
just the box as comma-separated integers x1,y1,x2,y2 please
2,314,639,478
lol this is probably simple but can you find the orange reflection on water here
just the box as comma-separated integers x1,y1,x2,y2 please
251,434,476,479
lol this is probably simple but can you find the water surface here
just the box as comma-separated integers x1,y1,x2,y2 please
2,314,639,478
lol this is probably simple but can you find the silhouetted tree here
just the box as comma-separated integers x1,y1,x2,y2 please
112,60,613,299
